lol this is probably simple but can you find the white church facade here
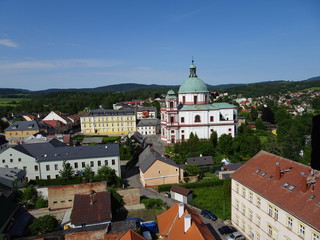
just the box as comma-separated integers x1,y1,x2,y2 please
160,61,238,144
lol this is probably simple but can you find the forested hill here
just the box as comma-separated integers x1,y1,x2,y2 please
223,77,320,97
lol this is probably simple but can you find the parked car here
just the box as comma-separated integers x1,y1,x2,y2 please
140,221,158,233
218,225,237,235
125,218,143,228
200,210,217,221
226,231,245,240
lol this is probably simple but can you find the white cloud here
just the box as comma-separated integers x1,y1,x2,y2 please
0,59,123,70
0,39,19,48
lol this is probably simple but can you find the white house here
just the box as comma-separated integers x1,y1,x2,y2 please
161,61,238,144
0,167,27,188
170,185,193,204
0,139,121,181
136,119,160,136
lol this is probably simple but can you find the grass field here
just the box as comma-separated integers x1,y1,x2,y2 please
126,208,165,221
0,97,30,106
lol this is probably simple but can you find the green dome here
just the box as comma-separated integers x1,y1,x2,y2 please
165,89,177,99
178,77,209,94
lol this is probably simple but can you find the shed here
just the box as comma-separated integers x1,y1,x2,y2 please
170,185,193,204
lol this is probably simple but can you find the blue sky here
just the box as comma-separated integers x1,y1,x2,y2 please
0,0,319,90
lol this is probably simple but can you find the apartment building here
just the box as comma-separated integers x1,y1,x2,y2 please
231,151,320,240
80,109,136,135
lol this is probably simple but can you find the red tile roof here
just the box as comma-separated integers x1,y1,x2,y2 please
119,230,145,240
157,203,215,240
42,120,66,128
170,185,192,196
71,191,112,225
232,151,320,231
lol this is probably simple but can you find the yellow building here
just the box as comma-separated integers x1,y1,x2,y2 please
5,121,48,145
80,109,136,135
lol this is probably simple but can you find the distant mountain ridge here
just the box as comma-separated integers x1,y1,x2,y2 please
0,76,319,96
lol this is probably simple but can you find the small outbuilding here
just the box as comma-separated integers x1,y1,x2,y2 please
170,185,193,204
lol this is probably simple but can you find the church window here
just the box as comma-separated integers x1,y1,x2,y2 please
194,96,197,104
205,95,208,103
181,117,184,123
182,135,185,141
170,102,173,108
183,96,186,104
171,116,174,123
210,116,214,122
195,115,201,122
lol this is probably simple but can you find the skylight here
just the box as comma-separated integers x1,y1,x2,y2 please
288,185,296,191
309,195,316,200
282,182,290,188
260,172,267,177
255,169,260,174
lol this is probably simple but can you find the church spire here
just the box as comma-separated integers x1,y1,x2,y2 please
189,59,197,78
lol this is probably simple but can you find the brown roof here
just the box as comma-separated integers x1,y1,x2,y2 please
120,230,145,240
170,185,192,196
157,203,215,240
71,191,112,225
232,150,320,231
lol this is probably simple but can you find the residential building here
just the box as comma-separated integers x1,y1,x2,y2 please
138,145,183,187
186,155,214,166
80,109,136,135
170,185,193,204
4,121,51,145
48,181,107,210
0,167,26,188
0,139,120,181
157,203,215,240
136,118,160,135
219,162,243,179
231,151,320,240
43,111,73,128
136,107,157,119
70,190,112,228
161,61,238,144
0,136,9,153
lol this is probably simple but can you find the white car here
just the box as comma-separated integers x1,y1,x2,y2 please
226,231,245,240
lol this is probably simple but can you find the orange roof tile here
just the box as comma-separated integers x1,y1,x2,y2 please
119,230,145,240
232,150,320,231
157,203,215,240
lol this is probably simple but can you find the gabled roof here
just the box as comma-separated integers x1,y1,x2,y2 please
232,150,320,231
170,185,192,196
137,119,160,127
120,230,145,240
82,109,135,117
71,191,111,225
5,121,44,132
139,146,178,173
157,203,215,240
186,156,214,166
223,162,243,171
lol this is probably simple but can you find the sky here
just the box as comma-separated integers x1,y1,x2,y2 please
0,0,319,91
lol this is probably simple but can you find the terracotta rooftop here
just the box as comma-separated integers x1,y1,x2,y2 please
157,203,215,240
71,191,111,225
232,150,320,231
119,230,145,240
170,185,192,196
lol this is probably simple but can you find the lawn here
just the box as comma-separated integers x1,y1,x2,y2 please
0,97,30,106
126,208,165,222
190,184,231,220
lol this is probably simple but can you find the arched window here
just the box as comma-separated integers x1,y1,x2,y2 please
195,115,201,122
183,96,186,104
170,116,174,123
170,102,173,108
194,96,197,104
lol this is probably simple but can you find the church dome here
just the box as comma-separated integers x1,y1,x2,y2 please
165,89,177,99
178,61,209,94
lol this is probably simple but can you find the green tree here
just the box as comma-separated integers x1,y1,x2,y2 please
184,164,201,176
210,131,218,147
255,118,266,130
83,165,95,182
18,185,38,207
29,215,59,235
59,160,75,181
217,134,233,156
95,166,120,186
34,195,48,208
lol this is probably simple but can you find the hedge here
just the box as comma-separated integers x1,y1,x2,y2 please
141,198,163,209
29,176,83,186
157,178,224,192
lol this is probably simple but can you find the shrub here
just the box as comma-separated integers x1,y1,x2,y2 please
29,215,59,235
141,198,163,209
157,184,172,192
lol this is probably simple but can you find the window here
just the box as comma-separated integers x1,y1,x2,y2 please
55,174,59,178
241,220,245,231
242,187,246,198
256,215,261,226
195,115,201,122
90,161,94,167
47,175,51,180
10,159,13,162
210,116,214,122
183,96,186,104
82,162,85,168
105,160,108,166
98,161,101,166
181,117,185,123
256,233,260,240
235,215,239,225
242,204,246,215
36,176,39,180
256,197,261,208
313,233,319,240
46,165,50,171
74,162,78,168
299,224,305,238
18,158,21,162
236,184,239,193
235,199,239,209
194,96,197,104
112,159,115,165
170,116,174,123
182,135,185,141
2,159,5,163
54,164,58,170
268,205,273,216
249,192,253,202
287,216,293,229
249,209,253,220
274,208,278,220
170,102,173,108
268,225,273,236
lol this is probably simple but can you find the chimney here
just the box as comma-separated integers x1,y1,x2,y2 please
184,214,191,233
178,203,184,218
311,114,320,170
300,172,307,193
275,162,281,180
89,190,96,205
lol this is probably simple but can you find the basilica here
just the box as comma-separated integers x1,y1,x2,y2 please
160,61,238,144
